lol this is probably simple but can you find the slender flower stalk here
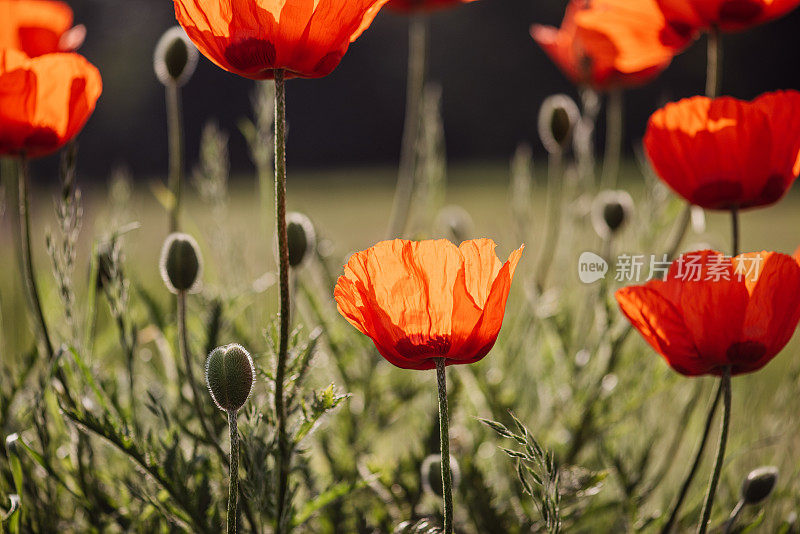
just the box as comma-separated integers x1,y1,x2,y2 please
227,410,240,534
535,148,564,292
705,27,721,99
386,15,428,238
166,83,185,232
730,207,739,257
697,367,732,534
435,358,454,534
273,69,292,531
178,290,224,459
660,381,723,533
17,155,54,359
600,89,623,189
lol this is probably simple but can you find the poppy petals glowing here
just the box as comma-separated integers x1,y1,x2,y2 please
334,239,523,370
0,0,81,56
644,91,800,210
531,0,690,90
387,0,476,13
0,48,102,158
656,0,800,32
174,0,391,80
616,250,800,377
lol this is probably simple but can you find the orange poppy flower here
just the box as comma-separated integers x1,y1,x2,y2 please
656,0,800,33
0,48,102,158
387,0,476,13
173,0,391,80
0,0,85,57
617,250,800,376
644,91,800,210
794,245,800,265
335,239,523,370
531,0,690,90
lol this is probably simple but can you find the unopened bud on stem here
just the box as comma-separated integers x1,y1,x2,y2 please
591,190,634,239
538,94,580,154
154,26,198,87
285,212,316,268
741,466,778,505
205,344,255,413
159,232,202,294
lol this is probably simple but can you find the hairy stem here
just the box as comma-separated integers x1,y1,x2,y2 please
166,83,184,232
273,69,291,532
386,15,428,239
436,358,454,534
660,380,723,533
705,27,722,99
696,368,731,534
17,156,54,359
600,89,624,189
535,150,564,292
227,410,240,534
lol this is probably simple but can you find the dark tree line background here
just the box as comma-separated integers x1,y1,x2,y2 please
52,0,800,178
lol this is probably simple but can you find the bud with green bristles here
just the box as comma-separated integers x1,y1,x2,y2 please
285,212,316,268
538,94,580,155
591,190,634,240
159,233,202,294
154,26,198,87
205,344,255,413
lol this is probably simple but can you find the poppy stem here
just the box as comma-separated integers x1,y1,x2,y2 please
227,409,240,534
705,27,722,98
435,358,454,534
273,69,292,532
696,367,732,534
660,379,723,534
535,149,564,292
730,207,739,257
665,204,692,261
386,15,428,239
17,155,54,359
166,82,185,232
178,290,225,461
600,88,624,189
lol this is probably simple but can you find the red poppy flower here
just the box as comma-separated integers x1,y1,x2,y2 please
335,239,523,370
174,0,391,80
794,245,800,265
644,91,800,210
0,0,85,57
616,250,800,376
656,0,800,33
387,0,476,13
0,48,102,158
531,0,690,90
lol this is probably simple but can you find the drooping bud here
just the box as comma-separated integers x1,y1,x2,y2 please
538,94,580,154
591,190,634,239
205,344,255,413
435,205,474,244
741,466,778,505
286,212,316,268
159,233,202,294
154,26,198,87
420,454,461,498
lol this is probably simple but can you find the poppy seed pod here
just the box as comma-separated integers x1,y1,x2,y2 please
205,343,255,413
538,94,580,154
286,212,316,268
159,233,202,294
741,466,778,505
153,26,198,87
591,190,634,239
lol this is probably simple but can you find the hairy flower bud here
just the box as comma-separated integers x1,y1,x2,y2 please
286,212,316,268
205,344,255,413
159,233,202,294
538,94,580,154
420,454,461,498
591,190,634,239
741,466,778,505
154,26,198,87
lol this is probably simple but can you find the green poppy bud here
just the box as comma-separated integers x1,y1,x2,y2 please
205,344,255,413
420,454,461,498
286,212,316,268
538,94,580,154
159,233,202,294
591,190,634,239
154,26,198,87
741,466,778,505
